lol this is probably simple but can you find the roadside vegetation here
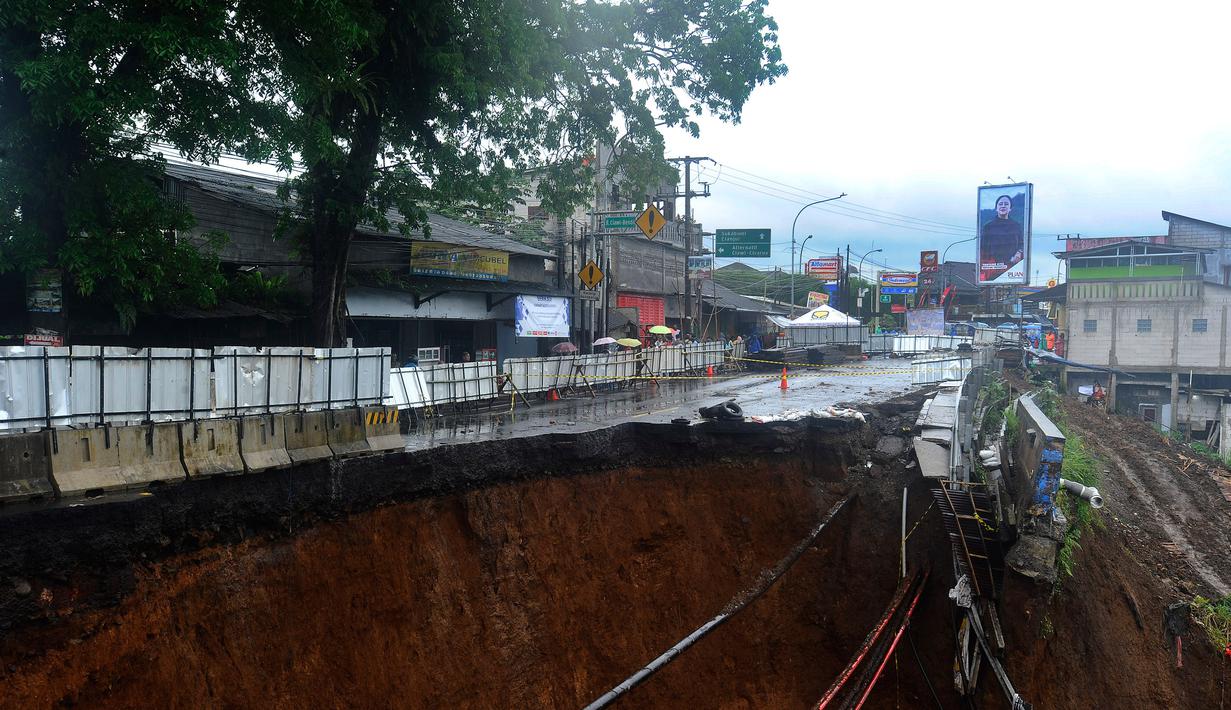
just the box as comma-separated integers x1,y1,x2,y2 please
1190,594,1231,654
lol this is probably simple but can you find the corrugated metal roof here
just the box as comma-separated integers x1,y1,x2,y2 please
700,282,790,314
163,162,553,258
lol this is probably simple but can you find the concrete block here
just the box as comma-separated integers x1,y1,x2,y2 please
362,406,404,452
283,411,332,463
0,431,55,503
328,407,371,457
239,415,291,472
179,419,245,478
116,423,188,487
49,427,123,497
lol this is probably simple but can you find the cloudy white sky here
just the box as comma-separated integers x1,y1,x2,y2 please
664,0,1231,282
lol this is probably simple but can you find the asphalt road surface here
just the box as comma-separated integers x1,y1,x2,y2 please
402,357,918,451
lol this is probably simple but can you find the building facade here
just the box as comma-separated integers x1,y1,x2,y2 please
1059,212,1231,436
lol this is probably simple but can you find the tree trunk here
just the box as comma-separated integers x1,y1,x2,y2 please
306,106,385,346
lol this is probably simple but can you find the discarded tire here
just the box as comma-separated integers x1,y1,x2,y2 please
698,400,743,420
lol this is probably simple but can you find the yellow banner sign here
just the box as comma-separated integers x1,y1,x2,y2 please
410,242,509,282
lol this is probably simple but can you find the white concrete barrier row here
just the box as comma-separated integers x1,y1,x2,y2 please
0,346,391,431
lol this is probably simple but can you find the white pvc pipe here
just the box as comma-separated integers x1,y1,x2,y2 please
1058,478,1104,509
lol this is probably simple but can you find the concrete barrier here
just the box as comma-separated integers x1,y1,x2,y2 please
328,407,371,457
0,431,55,502
239,415,291,472
362,406,404,452
116,423,188,487
49,427,123,496
283,411,332,463
179,419,245,478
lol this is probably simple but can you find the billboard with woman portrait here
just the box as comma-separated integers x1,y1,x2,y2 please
976,183,1032,285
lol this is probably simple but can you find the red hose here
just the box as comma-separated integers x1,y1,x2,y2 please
852,579,927,709
816,571,922,710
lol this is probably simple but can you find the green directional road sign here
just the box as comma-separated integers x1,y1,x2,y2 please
880,294,891,303
715,229,771,258
603,214,636,230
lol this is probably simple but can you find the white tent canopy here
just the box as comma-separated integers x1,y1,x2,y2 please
787,305,861,327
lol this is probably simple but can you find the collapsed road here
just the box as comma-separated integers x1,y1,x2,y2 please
0,356,1228,709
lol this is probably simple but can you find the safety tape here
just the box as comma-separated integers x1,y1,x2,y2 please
732,355,875,369
565,370,911,381
904,501,936,540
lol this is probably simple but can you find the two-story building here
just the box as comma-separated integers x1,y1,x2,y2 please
1058,212,1231,436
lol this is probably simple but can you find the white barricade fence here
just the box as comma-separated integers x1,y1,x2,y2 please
0,346,389,431
891,335,973,355
0,346,213,430
866,334,894,354
973,327,1000,345
912,355,973,385
214,347,389,415
783,325,869,347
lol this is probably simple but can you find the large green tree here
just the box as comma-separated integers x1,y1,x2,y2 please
255,0,787,344
0,0,283,329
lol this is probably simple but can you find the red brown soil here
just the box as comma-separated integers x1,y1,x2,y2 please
0,451,954,709
988,376,1231,709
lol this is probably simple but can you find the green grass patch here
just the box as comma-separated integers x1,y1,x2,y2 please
1055,433,1103,580
980,374,1009,434
1191,595,1231,651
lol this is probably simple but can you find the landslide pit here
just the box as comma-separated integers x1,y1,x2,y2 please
0,405,957,709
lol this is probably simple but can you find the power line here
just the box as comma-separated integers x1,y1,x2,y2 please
717,162,977,232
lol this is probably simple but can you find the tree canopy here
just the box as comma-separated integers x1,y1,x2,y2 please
2,0,787,342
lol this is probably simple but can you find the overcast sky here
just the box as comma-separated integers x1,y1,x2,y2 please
665,0,1231,282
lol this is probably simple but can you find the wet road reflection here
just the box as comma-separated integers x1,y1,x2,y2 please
402,358,916,451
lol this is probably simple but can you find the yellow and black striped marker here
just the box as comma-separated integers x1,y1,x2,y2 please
365,408,400,425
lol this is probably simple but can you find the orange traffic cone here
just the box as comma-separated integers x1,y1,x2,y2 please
706,365,714,378
779,367,789,390
547,388,560,401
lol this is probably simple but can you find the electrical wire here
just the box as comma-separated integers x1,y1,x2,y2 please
906,625,945,710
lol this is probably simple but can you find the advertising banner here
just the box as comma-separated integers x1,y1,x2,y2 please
688,255,714,279
919,250,939,273
411,242,510,282
806,291,829,308
906,307,946,334
805,256,842,281
514,295,571,338
26,269,63,313
977,183,1032,285
879,272,918,295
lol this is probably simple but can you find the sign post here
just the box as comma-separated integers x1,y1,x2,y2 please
715,229,771,258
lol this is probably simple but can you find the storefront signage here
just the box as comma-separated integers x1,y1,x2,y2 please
688,256,714,279
410,242,509,282
807,291,829,308
806,257,842,281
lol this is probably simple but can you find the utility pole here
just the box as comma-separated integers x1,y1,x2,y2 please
667,156,712,336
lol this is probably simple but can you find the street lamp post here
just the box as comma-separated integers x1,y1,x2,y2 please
855,248,883,321
791,194,846,316
940,236,976,316
798,234,813,305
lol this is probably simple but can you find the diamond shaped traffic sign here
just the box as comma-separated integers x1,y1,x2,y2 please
635,204,666,240
579,260,604,290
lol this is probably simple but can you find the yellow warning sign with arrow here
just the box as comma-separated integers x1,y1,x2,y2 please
635,204,666,240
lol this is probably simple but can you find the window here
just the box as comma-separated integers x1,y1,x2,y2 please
1193,318,1209,333
1137,319,1152,333
1083,319,1097,333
